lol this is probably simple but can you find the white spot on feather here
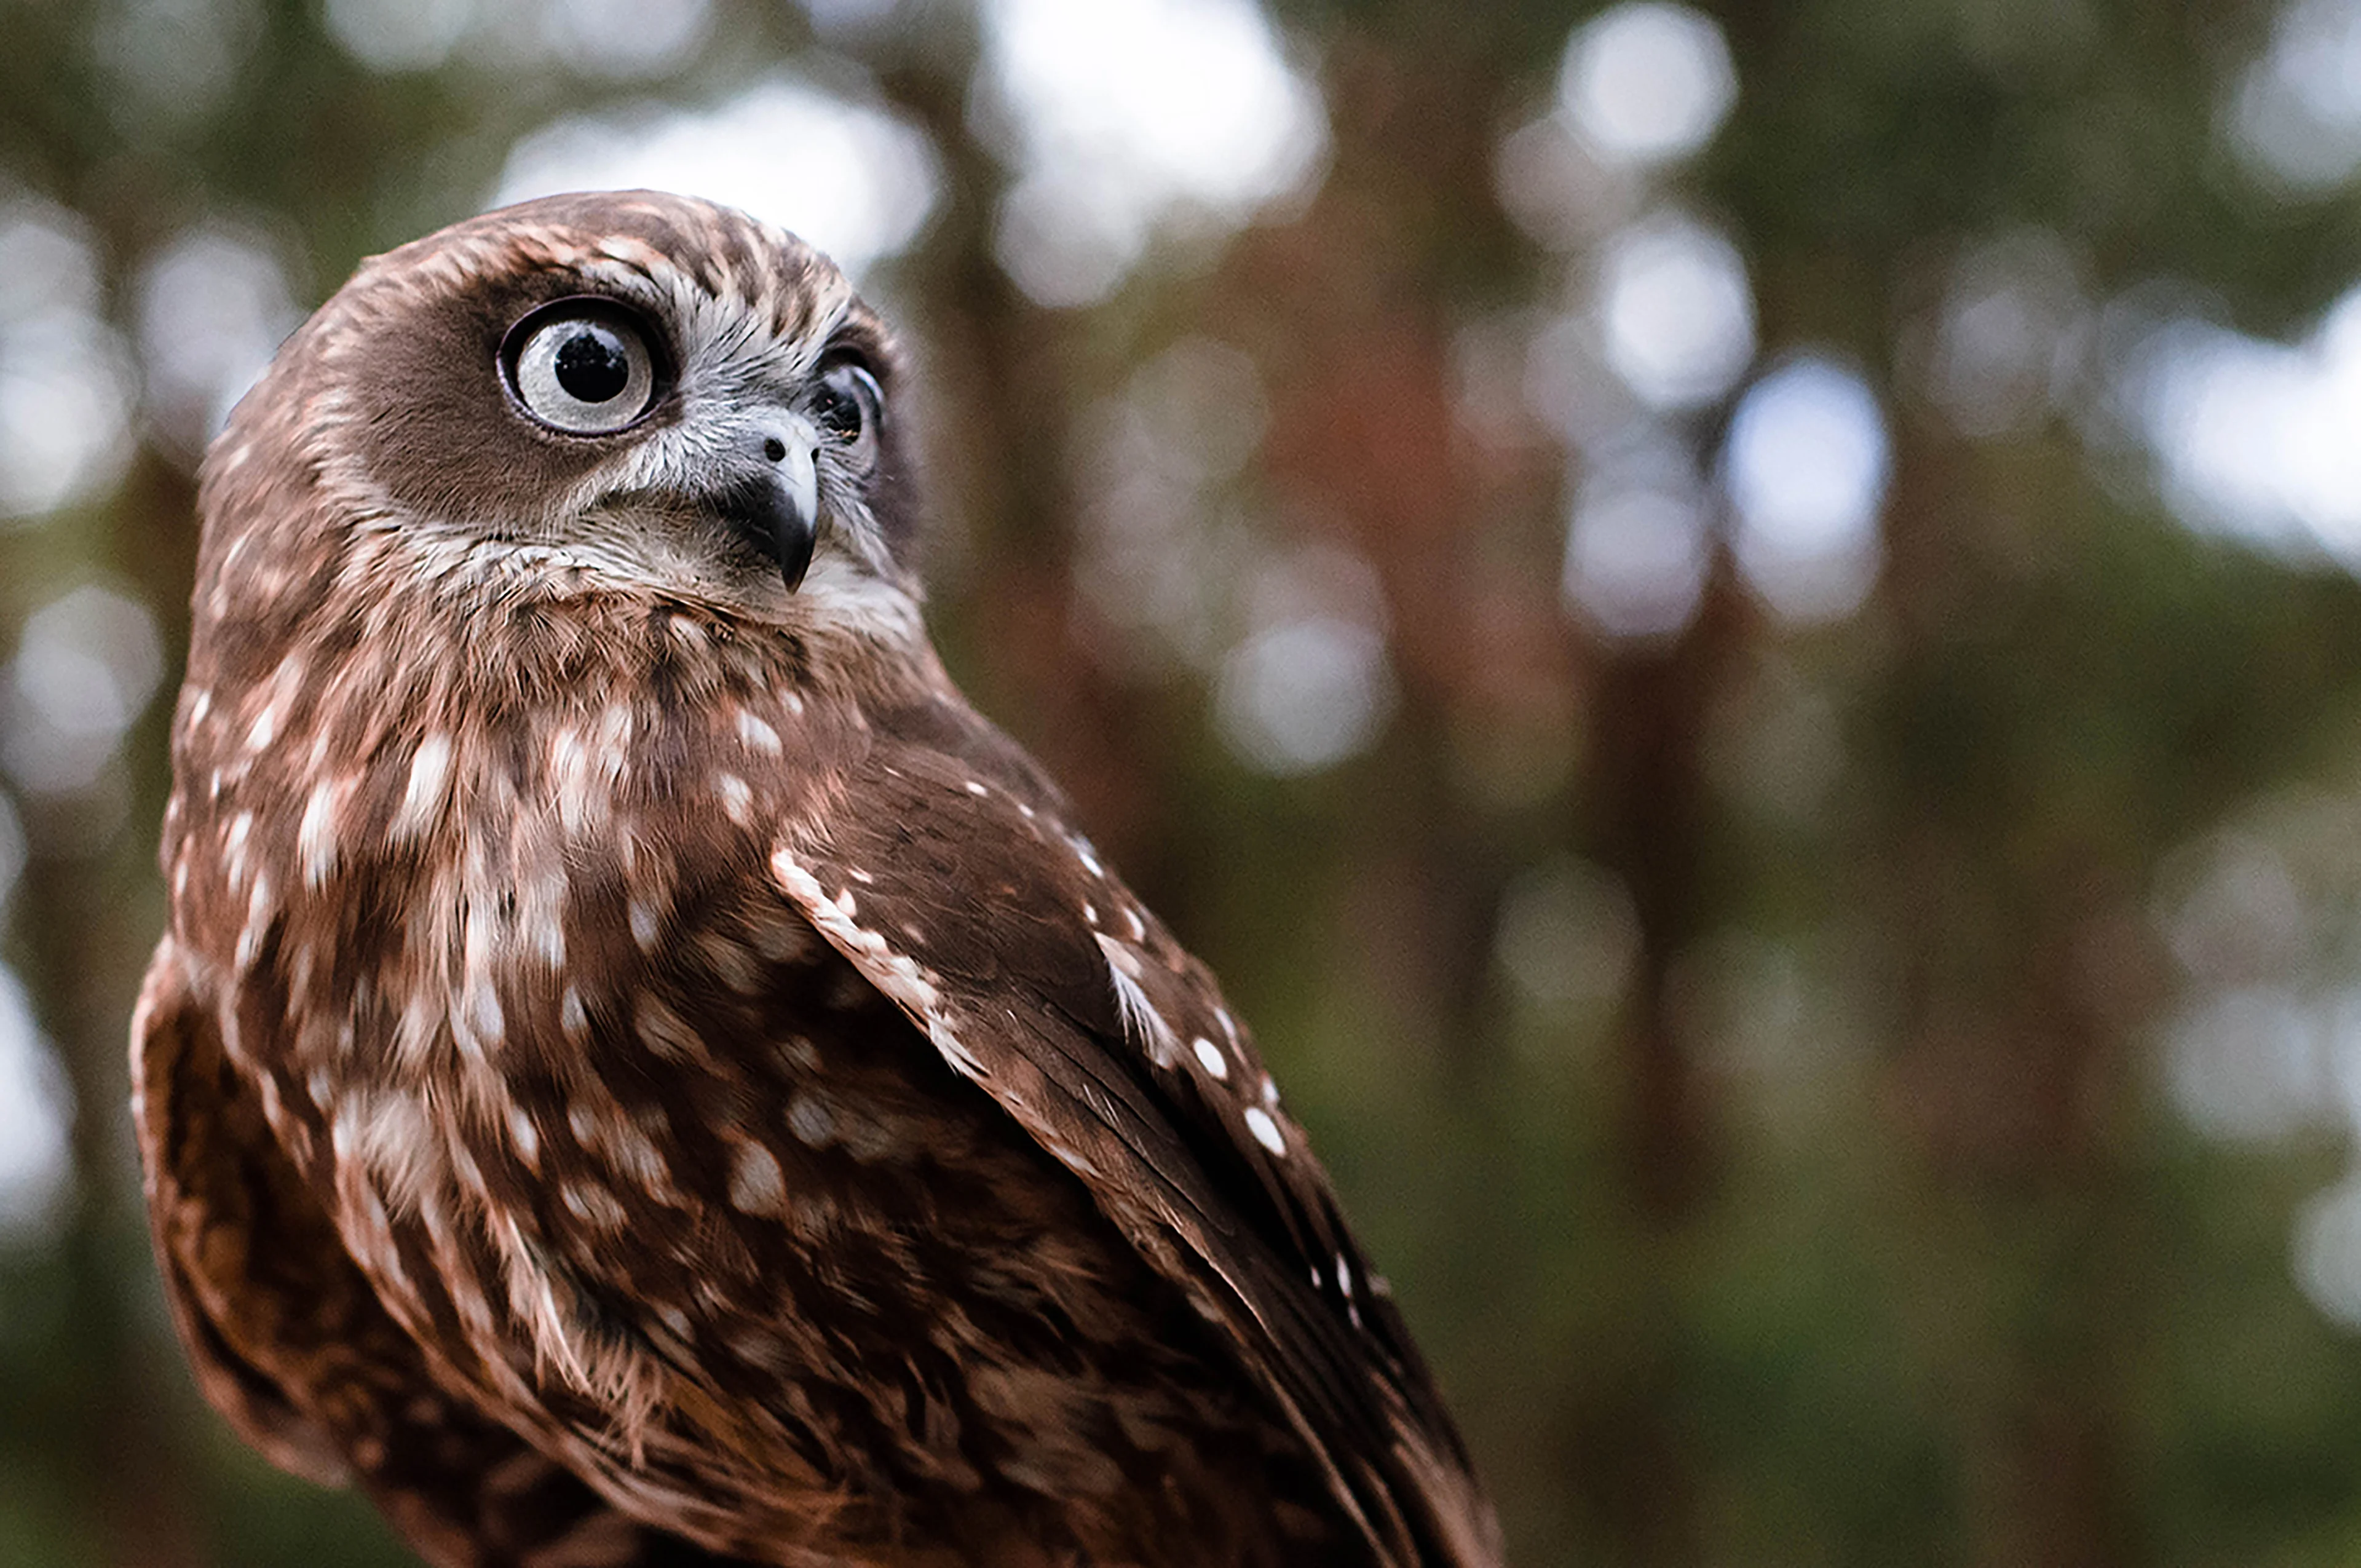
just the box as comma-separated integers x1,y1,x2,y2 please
465,979,505,1048
1244,1106,1287,1156
735,709,782,753
1096,932,1178,1067
223,811,255,891
505,1104,541,1168
628,898,662,953
1192,1036,1229,1079
562,1182,628,1229
392,734,452,841
714,772,753,824
298,781,344,889
235,873,275,972
727,1141,787,1215
787,1095,836,1147
633,992,703,1061
772,845,970,1078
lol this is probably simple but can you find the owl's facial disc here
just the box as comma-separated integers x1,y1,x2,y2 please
687,351,886,593
476,266,900,601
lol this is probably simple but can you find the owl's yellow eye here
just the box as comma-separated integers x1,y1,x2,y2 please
504,301,658,435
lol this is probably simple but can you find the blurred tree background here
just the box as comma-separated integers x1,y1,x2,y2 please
17,0,2361,1562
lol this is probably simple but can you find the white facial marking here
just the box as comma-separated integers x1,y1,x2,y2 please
1244,1106,1286,1157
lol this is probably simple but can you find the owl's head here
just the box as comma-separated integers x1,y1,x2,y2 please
207,191,922,632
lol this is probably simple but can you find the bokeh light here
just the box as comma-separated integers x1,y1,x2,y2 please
1214,545,1394,775
1723,355,1889,623
1557,2,1737,171
978,0,1327,305
496,78,941,280
0,964,72,1244
0,201,136,520
136,224,301,453
0,585,166,798
1595,210,1755,411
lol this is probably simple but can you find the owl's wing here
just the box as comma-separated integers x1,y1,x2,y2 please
765,707,1500,1568
132,939,758,1568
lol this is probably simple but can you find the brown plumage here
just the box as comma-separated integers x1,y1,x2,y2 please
132,191,1502,1568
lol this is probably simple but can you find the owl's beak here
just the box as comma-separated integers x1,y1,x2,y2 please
714,429,820,592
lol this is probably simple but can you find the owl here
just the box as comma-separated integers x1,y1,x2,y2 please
132,191,1501,1568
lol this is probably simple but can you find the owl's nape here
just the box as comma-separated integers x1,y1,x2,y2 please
136,190,1501,1567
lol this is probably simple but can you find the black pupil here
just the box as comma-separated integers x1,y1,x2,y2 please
816,371,866,439
553,324,631,403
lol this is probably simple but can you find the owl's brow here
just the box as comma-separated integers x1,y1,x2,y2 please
817,319,897,379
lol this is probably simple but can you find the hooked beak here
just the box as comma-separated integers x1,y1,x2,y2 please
713,429,820,592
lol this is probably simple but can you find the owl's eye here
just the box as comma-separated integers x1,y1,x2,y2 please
504,301,660,435
810,358,884,464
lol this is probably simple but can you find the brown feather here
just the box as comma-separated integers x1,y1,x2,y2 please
136,190,1501,1568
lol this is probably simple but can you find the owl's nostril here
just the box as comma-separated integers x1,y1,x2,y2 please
762,436,787,463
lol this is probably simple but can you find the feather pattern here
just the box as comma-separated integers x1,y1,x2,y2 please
135,189,1501,1568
